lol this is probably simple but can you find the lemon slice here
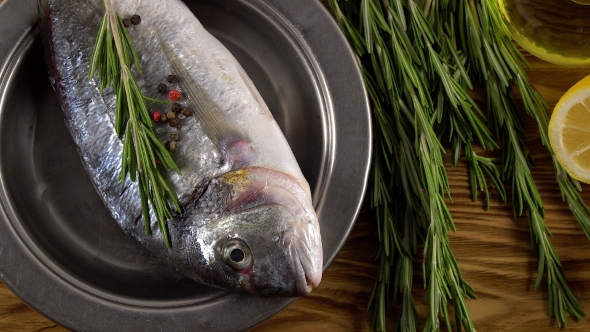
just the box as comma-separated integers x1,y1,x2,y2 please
549,75,590,184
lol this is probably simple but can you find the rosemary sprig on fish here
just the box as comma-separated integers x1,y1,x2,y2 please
88,0,180,247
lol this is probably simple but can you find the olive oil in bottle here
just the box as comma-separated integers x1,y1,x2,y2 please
498,0,590,66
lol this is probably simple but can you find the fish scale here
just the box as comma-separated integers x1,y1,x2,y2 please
39,0,322,296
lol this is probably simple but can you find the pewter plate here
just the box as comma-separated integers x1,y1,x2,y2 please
0,0,370,331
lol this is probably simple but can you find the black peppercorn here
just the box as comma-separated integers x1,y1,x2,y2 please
166,75,178,83
157,83,167,93
171,102,182,112
130,14,141,25
169,118,179,128
123,18,132,28
181,107,191,116
170,132,180,141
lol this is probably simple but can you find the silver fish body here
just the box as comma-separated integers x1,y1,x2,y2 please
39,0,322,296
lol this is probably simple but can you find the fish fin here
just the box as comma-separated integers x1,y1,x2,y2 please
38,0,61,94
230,58,270,117
37,0,51,63
155,30,254,167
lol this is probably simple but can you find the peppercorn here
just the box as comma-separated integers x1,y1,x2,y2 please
161,113,168,122
169,118,179,128
170,132,180,141
157,83,167,94
166,111,176,119
166,75,178,83
168,89,181,101
167,141,176,151
151,111,161,122
181,107,191,116
130,14,141,25
123,18,132,28
171,102,182,112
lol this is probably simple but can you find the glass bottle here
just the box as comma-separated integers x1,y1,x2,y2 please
497,0,590,66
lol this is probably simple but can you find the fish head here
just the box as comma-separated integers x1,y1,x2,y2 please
186,167,322,296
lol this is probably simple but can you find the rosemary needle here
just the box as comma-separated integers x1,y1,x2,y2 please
89,0,180,248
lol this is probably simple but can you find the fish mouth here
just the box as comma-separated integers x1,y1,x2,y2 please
288,246,313,296
293,252,313,296
287,225,323,296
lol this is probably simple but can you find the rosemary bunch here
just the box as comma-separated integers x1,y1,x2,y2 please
89,1,180,247
455,0,588,327
329,0,590,329
329,1,425,329
330,0,503,330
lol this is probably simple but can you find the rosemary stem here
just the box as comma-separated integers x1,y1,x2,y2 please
107,1,144,175
90,1,181,246
124,72,143,174
102,0,142,175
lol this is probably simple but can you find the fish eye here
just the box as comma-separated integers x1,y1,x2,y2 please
230,248,245,262
222,238,252,270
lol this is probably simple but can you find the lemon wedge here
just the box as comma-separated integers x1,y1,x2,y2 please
549,74,590,184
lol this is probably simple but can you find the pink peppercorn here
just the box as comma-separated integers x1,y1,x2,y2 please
151,111,161,122
168,89,181,101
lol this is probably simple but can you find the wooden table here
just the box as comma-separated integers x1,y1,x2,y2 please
3,5,590,332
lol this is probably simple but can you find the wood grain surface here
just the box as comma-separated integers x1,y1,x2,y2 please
3,2,590,332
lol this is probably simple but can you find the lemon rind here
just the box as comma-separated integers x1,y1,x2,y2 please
549,81,590,184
